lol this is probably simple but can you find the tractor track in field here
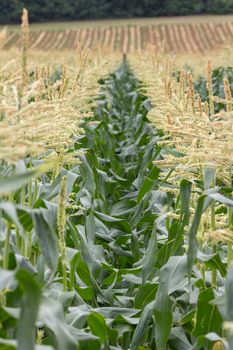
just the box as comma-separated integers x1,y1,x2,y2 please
1,21,233,52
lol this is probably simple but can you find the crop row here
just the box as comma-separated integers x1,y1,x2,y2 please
1,51,233,349
2,21,233,52
1,11,233,349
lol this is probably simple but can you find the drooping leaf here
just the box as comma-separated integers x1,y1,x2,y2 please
0,169,39,194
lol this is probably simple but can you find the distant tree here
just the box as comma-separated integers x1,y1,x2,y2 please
0,0,232,24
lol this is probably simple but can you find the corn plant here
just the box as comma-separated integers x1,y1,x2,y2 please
0,53,232,349
0,12,233,348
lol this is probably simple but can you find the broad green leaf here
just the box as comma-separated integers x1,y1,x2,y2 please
169,327,192,349
180,179,192,226
137,176,153,203
0,169,39,194
94,211,132,233
188,195,205,276
87,312,108,343
198,251,226,277
16,270,42,350
192,288,222,337
75,225,101,276
142,220,158,284
154,256,187,350
43,169,78,200
80,154,96,195
39,297,77,350
135,283,158,308
32,209,59,272
131,302,153,350
110,199,135,217
137,167,160,202
207,192,233,209
86,210,96,243
0,202,24,234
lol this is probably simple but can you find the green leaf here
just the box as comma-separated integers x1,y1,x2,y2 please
16,270,42,350
137,167,160,202
77,286,94,301
224,264,233,347
170,327,192,349
192,288,222,337
32,209,59,272
43,169,78,200
207,192,233,209
180,179,192,226
154,256,187,350
137,177,153,203
75,225,101,276
0,202,24,234
226,264,233,321
86,210,96,243
94,211,132,233
87,312,107,343
198,251,226,277
69,251,80,291
39,297,77,350
80,154,96,195
135,283,158,308
0,168,40,194
203,167,216,190
142,220,158,284
188,195,206,276
110,199,135,217
131,302,153,350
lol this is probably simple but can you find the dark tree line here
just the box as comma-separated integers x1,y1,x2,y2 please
0,0,233,24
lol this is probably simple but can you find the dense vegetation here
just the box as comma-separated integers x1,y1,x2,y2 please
1,7,233,350
194,67,233,112
1,0,233,24
1,53,233,349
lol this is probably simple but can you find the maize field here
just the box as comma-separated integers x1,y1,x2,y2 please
0,8,233,350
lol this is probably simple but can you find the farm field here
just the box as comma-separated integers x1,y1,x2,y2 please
0,9,233,350
2,15,233,52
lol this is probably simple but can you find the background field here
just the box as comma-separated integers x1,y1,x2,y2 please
2,15,233,53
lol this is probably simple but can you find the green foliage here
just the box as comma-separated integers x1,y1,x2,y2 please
0,0,232,24
194,66,233,112
0,61,233,349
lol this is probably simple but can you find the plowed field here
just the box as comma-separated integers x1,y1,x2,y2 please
2,21,233,52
